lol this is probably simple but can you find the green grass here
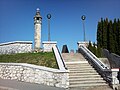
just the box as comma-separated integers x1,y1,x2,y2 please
0,52,58,69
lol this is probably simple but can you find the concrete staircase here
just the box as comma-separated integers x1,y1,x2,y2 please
62,53,112,90
62,53,86,62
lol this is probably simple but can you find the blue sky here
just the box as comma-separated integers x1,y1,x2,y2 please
0,0,120,51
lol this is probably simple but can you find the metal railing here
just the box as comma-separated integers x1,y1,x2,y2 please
80,45,109,69
79,45,112,83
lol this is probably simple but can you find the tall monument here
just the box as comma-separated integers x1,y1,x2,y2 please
34,8,42,51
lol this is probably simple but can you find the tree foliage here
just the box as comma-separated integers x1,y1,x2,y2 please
97,18,120,55
88,41,103,58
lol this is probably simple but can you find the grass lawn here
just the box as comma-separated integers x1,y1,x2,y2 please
0,52,58,69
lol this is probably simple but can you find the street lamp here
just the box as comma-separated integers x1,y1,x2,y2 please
81,15,86,41
47,14,51,41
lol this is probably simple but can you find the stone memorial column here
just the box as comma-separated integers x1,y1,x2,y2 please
34,8,42,51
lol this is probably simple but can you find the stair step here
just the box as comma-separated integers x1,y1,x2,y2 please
69,72,99,76
64,59,86,61
69,83,108,88
62,53,110,89
66,62,89,64
68,68,95,71
62,53,85,59
69,75,101,78
66,65,92,68
70,69,95,71
64,58,86,60
70,80,106,84
66,64,92,67
67,66,93,69
69,78,103,81
65,61,88,64
69,70,97,73
69,70,96,72
69,86,112,90
67,65,92,67
67,64,90,65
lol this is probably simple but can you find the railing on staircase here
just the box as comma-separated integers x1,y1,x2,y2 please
80,45,109,69
78,45,119,89
52,45,67,70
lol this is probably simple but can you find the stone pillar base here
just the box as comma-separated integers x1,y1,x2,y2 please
111,68,119,90
77,41,89,48
33,48,43,53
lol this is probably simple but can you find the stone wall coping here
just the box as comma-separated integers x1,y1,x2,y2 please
0,63,69,73
42,41,57,44
0,41,32,46
111,53,120,58
77,41,89,44
111,68,119,72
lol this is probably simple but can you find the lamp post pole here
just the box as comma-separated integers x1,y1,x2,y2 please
47,14,51,41
81,15,86,41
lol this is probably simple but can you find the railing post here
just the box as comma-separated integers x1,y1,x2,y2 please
111,68,119,90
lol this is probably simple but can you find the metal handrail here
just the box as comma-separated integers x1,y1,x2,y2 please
79,45,112,83
80,45,109,70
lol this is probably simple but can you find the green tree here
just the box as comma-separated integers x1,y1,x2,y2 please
113,19,118,54
96,18,120,56
96,45,102,57
102,18,108,49
97,21,103,47
101,18,104,48
92,42,97,55
108,20,115,53
117,19,120,55
88,41,93,52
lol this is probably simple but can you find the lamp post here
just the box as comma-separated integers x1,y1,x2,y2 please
47,14,51,41
81,15,86,41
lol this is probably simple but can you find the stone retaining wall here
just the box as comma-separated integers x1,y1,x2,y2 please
0,63,69,88
42,41,57,52
103,49,120,68
0,41,32,54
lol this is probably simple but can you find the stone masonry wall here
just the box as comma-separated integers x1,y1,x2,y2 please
103,49,120,68
0,41,32,54
42,41,57,52
0,63,69,88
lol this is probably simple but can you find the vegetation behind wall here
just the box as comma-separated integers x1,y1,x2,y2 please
0,52,58,69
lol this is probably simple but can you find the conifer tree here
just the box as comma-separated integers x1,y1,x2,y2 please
96,18,120,56
93,42,97,55
102,18,108,49
117,19,120,55
108,20,114,53
88,41,93,52
97,21,103,47
113,19,118,54
97,45,102,57
101,18,104,48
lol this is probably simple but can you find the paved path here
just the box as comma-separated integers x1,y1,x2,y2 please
0,78,65,90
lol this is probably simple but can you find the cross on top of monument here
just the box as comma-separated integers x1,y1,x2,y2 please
37,8,40,12
34,8,42,19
